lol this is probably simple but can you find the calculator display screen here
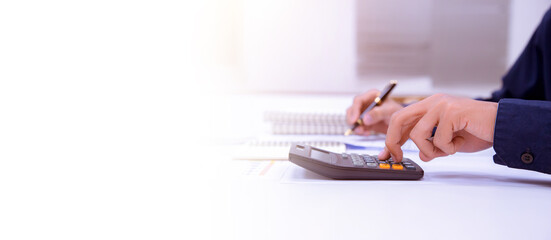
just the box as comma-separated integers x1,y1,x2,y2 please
310,149,332,163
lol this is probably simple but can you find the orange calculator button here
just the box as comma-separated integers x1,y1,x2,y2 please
379,163,390,169
391,164,404,170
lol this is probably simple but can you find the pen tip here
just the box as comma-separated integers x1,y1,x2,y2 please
344,129,353,136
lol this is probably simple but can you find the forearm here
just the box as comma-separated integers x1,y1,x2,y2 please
493,99,551,173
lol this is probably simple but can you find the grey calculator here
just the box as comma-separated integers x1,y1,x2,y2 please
288,144,424,180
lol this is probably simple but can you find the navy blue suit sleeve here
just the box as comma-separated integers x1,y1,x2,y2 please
493,99,551,173
488,8,551,174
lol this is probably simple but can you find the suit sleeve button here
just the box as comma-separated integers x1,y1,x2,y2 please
521,152,534,164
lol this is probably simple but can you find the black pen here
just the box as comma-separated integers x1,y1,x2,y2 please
344,80,398,136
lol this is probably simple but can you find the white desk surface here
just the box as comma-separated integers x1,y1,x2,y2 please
3,92,550,240
214,152,551,240
211,93,551,240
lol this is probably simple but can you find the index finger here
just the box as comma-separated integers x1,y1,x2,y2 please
384,104,428,162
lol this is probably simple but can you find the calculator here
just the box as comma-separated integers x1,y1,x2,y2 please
288,144,424,180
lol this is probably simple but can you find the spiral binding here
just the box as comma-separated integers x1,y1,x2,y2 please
264,111,348,135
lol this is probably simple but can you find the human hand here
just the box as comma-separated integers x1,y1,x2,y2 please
346,89,404,135
378,94,498,162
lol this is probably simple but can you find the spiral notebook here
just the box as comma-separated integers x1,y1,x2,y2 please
264,111,349,135
233,111,418,160
231,111,347,160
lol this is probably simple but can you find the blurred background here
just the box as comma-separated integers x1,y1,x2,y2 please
1,1,551,239
208,0,551,97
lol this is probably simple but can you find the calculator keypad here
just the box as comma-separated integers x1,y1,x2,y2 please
345,153,416,170
361,155,378,168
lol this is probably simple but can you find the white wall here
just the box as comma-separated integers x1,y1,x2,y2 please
240,0,551,95
508,0,551,67
242,0,357,93
241,0,432,95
